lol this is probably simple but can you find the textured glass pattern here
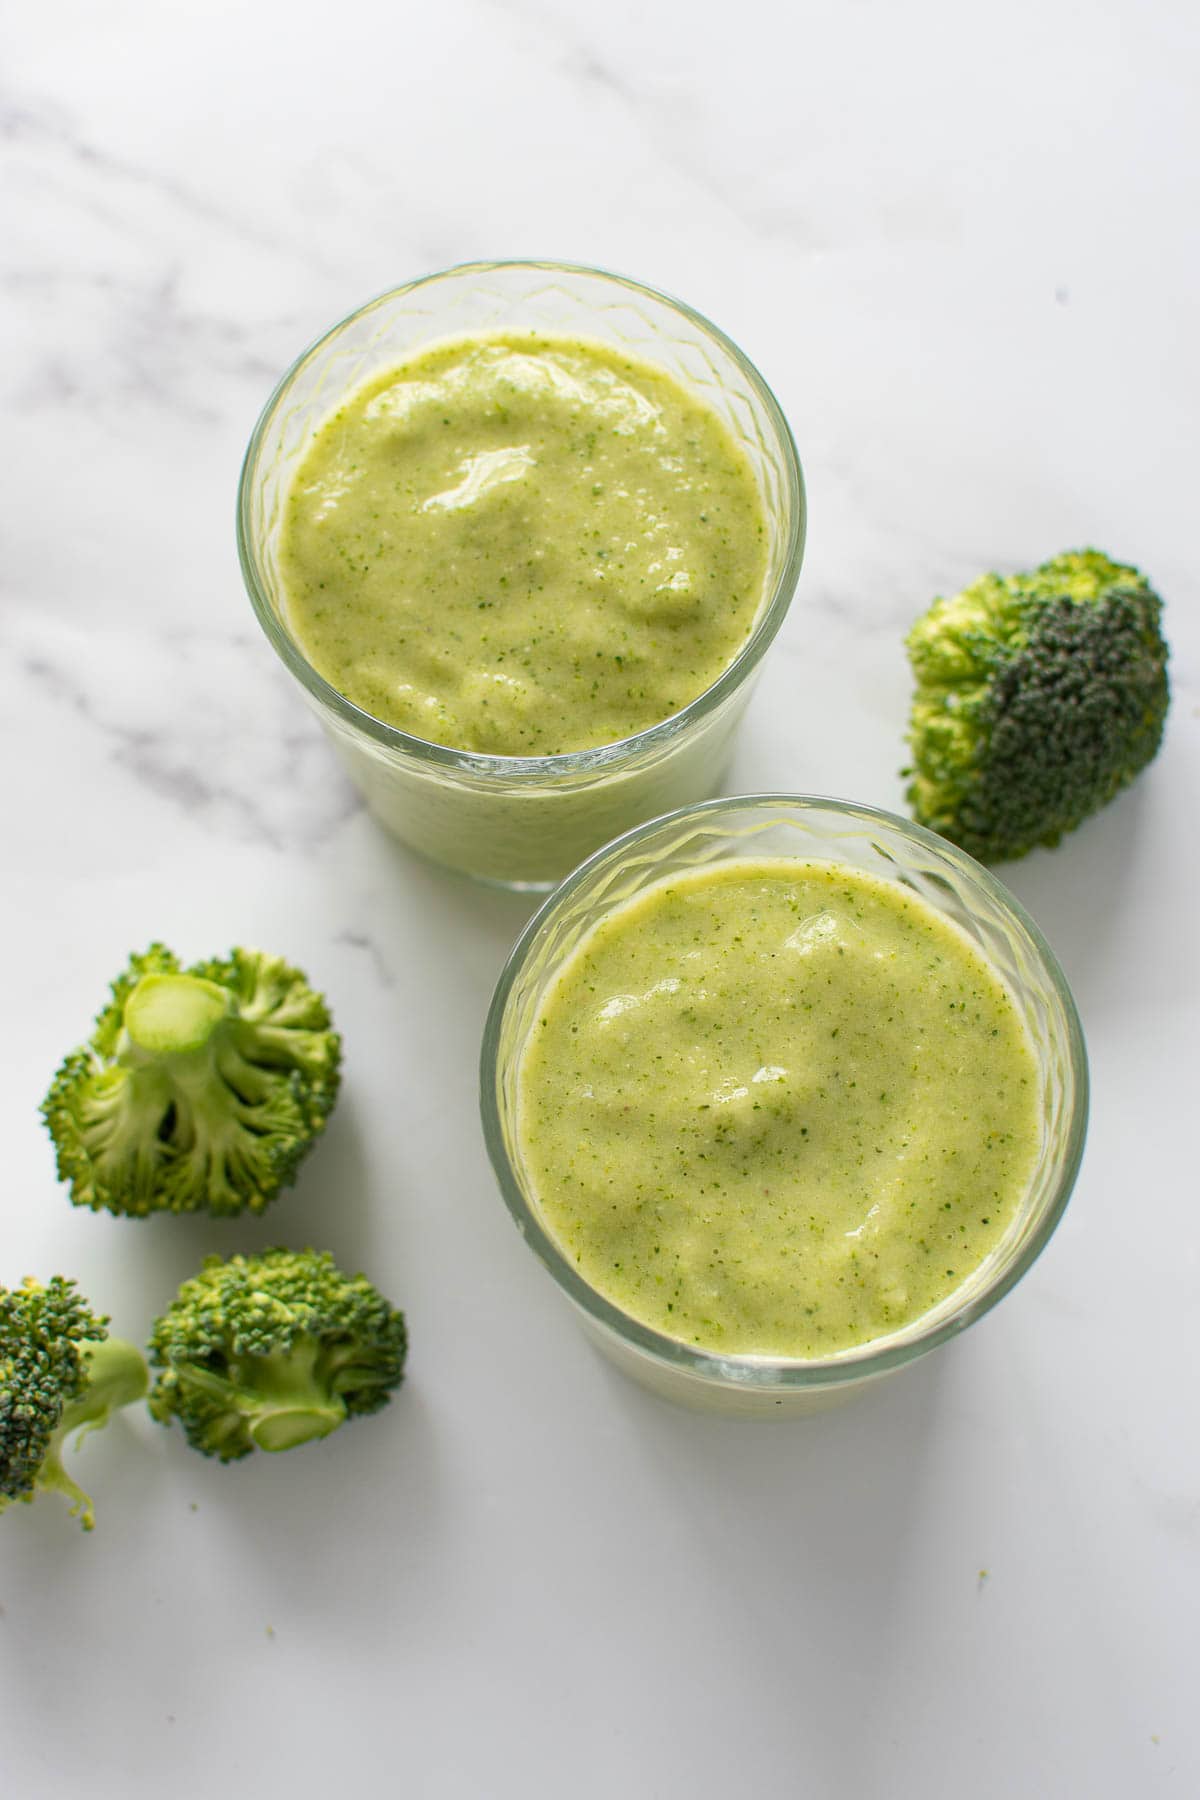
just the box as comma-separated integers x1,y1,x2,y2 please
481,796,1088,1411
239,263,805,888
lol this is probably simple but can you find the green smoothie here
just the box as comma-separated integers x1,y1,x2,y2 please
517,859,1042,1358
278,333,769,756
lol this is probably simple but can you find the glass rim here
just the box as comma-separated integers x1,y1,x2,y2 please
480,791,1090,1391
236,258,807,781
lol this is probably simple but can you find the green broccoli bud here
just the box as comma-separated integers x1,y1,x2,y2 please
905,548,1170,862
42,944,342,1217
148,1249,407,1461
1,1277,148,1530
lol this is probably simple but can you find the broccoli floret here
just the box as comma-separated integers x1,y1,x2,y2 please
42,944,342,1217
1,1277,148,1530
905,549,1170,862
148,1249,407,1461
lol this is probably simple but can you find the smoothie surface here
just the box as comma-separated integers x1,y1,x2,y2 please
517,859,1041,1358
279,333,769,755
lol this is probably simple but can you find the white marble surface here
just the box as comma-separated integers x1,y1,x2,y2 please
3,1,1198,1793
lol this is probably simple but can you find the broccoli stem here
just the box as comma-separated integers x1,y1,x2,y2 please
41,1338,149,1531
61,1337,152,1434
33,1444,96,1528
123,974,232,1057
119,980,253,1168
239,1343,348,1453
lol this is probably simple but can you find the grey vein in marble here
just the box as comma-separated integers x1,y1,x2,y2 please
17,622,361,851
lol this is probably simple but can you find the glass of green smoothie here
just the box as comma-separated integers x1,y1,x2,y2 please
237,262,805,889
481,794,1088,1415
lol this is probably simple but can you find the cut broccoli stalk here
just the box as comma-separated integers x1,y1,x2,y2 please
167,1342,348,1454
36,1338,151,1527
42,946,342,1218
122,973,233,1055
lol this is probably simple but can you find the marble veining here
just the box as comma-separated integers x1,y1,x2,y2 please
1,3,1197,1796
13,617,359,850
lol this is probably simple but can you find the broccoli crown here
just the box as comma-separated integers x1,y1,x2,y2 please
905,549,1170,862
0,1277,148,1530
42,944,342,1218
148,1249,407,1461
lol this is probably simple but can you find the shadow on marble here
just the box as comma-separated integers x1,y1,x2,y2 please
999,780,1156,1007
0,1381,449,1724
604,1343,950,1791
